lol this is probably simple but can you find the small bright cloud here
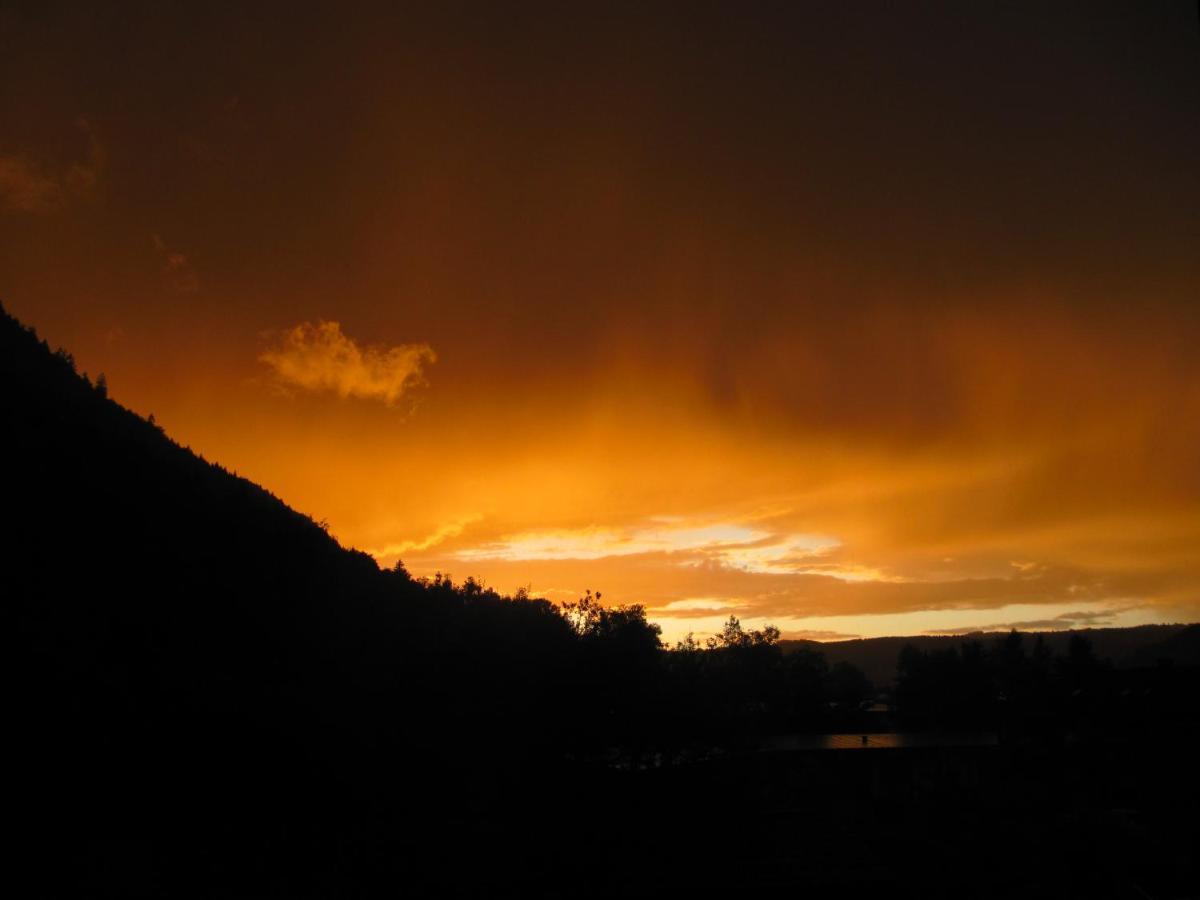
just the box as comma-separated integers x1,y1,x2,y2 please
260,320,436,407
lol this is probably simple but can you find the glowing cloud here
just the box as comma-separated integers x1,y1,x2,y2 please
658,598,738,612
366,516,482,564
455,521,773,562
260,320,436,407
713,534,844,575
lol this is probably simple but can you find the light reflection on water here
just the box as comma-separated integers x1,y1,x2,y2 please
762,732,999,752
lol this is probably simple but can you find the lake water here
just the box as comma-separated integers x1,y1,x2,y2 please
761,732,999,752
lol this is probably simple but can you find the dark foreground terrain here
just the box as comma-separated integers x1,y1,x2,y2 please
6,302,1199,898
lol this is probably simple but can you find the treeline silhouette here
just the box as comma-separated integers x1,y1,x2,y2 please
893,628,1200,736
781,621,1198,689
6,302,1199,898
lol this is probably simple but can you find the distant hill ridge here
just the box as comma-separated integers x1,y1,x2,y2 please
783,624,1200,688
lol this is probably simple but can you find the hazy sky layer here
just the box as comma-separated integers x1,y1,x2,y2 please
4,2,1198,640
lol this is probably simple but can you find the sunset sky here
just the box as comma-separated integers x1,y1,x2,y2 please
3,2,1198,642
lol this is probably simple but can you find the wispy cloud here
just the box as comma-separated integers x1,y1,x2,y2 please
151,234,200,293
260,320,436,407
366,516,482,563
0,118,104,213
455,521,775,562
0,156,64,212
448,520,905,591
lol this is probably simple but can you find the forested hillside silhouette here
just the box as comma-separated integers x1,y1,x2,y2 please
3,301,630,894
6,302,1199,898
782,623,1197,688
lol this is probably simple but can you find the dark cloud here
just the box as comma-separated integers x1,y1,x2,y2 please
924,607,1141,636
780,629,862,642
2,3,1198,638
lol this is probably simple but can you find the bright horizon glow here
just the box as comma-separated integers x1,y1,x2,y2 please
453,522,776,561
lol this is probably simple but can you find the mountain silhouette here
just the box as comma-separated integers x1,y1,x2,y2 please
782,624,1192,688
2,302,599,896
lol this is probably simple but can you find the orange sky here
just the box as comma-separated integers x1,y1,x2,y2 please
3,3,1199,641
